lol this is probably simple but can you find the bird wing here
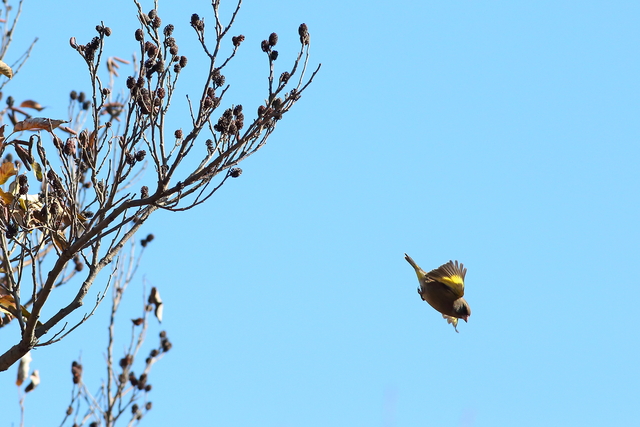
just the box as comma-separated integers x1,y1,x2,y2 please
425,260,467,298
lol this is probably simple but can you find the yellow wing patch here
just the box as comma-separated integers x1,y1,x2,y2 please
438,274,464,287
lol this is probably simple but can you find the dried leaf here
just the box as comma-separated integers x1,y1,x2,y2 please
13,145,32,171
16,352,32,386
0,60,13,79
148,287,163,322
18,193,42,212
25,370,39,393
0,294,20,318
32,162,43,182
0,294,35,326
71,361,83,384
19,100,44,111
8,180,18,195
155,303,163,323
89,129,98,150
51,230,69,251
148,287,161,305
0,188,14,205
14,117,69,132
0,161,16,185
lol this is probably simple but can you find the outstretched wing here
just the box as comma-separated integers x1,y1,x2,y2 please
425,260,466,298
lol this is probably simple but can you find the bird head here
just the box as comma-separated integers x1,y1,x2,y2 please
453,298,471,322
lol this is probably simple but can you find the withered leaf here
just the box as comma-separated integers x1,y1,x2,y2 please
0,188,14,204
24,370,39,393
0,161,16,185
14,145,32,171
19,100,45,111
0,60,13,79
14,118,69,132
32,162,43,182
16,352,32,386
51,230,69,251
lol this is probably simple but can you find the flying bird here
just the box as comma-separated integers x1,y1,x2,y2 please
404,254,471,332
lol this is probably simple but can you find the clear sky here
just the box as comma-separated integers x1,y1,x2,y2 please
1,1,639,426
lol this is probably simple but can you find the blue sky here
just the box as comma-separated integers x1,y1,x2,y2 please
1,1,639,426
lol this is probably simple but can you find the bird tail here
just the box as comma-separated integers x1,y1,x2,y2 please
404,253,420,271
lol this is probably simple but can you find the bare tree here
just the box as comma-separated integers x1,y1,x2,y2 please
0,0,320,371
16,236,171,427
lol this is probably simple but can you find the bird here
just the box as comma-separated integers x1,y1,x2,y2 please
404,254,471,332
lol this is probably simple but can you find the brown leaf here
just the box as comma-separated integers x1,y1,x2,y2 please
19,100,45,111
32,162,43,182
0,161,16,185
51,230,69,251
148,287,162,305
14,145,32,171
58,126,77,135
16,352,32,386
148,287,163,322
24,370,39,393
113,56,131,65
155,303,163,323
0,60,13,79
0,294,20,317
0,188,14,205
14,117,69,132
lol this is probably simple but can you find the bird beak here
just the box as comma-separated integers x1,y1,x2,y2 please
462,316,469,323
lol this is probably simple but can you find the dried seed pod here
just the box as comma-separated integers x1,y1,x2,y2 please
279,72,290,85
268,32,278,46
299,23,310,45
232,35,245,46
71,361,83,384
